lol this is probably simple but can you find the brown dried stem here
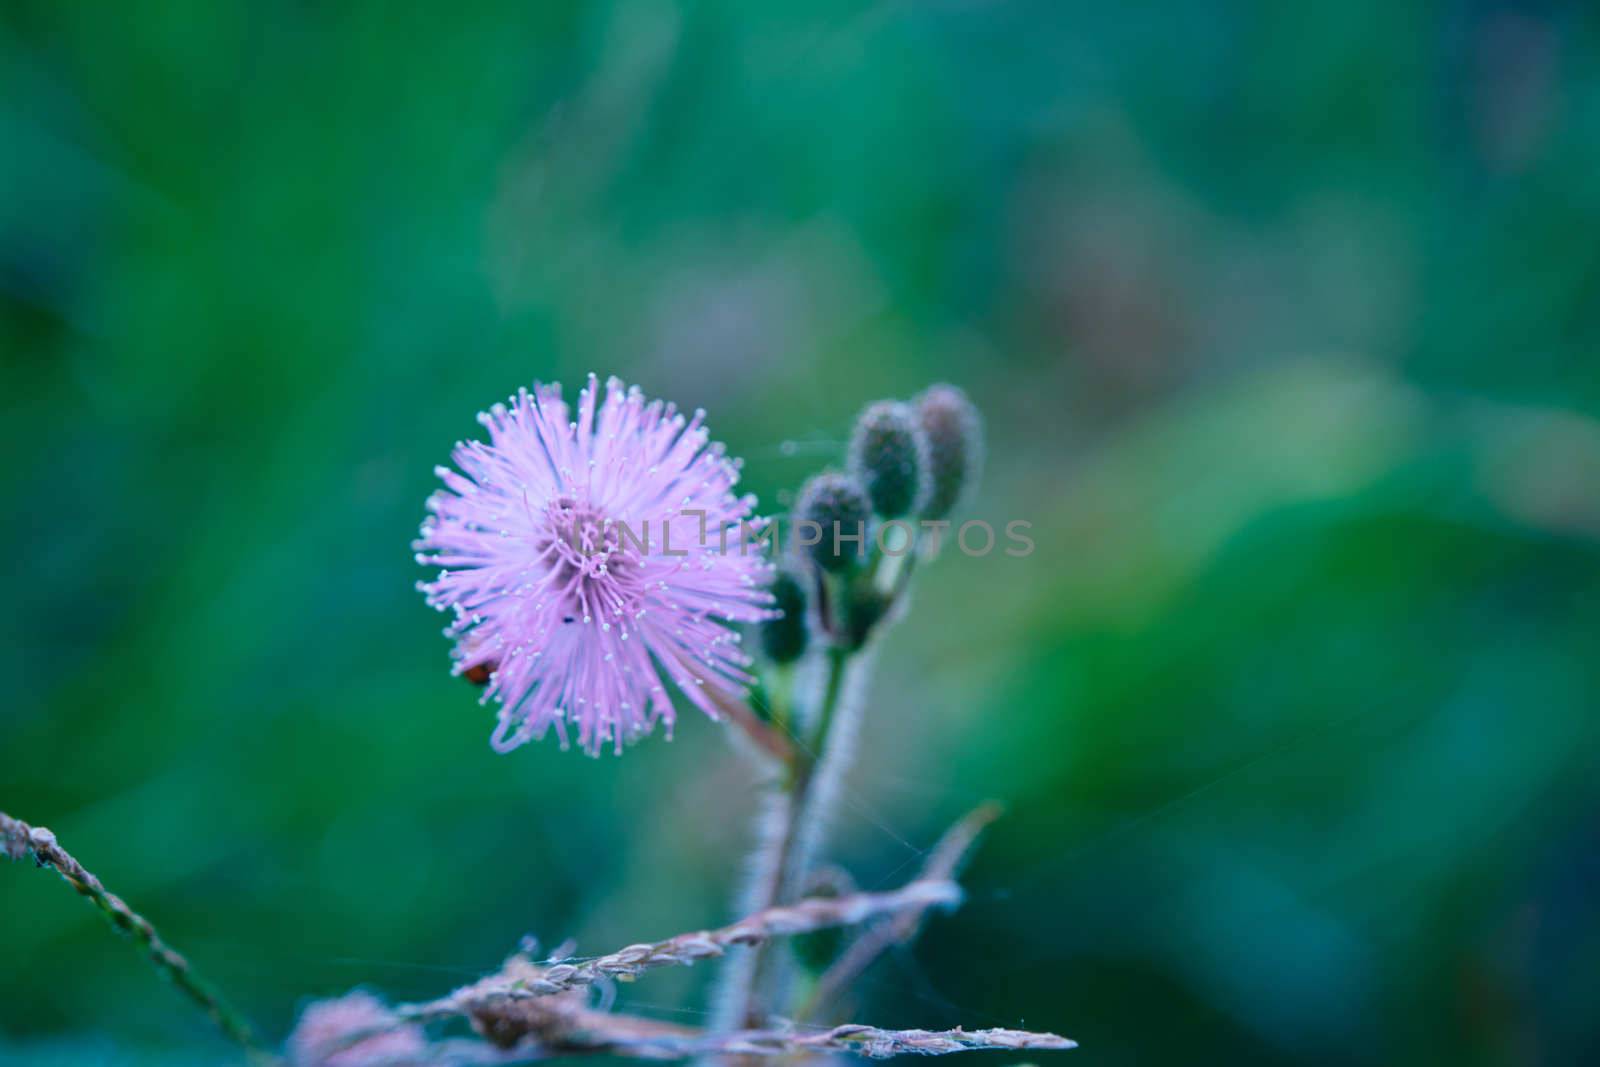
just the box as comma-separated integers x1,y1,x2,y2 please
309,811,1071,1064
580,1021,1075,1060
385,1021,1074,1062
399,877,963,1023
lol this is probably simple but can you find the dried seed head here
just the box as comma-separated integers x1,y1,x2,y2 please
794,471,872,573
915,384,983,520
287,991,425,1067
760,571,810,665
848,401,930,519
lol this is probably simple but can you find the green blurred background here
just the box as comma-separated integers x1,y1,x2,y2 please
4,2,1600,1064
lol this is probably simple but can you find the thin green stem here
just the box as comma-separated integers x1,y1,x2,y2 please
805,645,851,762
1,811,272,1063
766,663,795,737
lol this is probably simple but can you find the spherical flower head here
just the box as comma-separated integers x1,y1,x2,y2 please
415,375,776,756
794,471,871,573
914,383,984,520
848,400,930,519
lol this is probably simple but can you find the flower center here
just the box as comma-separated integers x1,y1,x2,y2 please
538,496,650,625
544,496,621,574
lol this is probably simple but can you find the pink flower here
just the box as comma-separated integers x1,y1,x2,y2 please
416,375,775,756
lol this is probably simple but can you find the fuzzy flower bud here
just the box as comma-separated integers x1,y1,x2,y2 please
794,471,871,573
848,401,930,519
915,384,983,520
760,571,810,665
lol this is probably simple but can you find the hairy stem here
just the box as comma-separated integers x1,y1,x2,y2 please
1,811,268,1061
714,642,863,1037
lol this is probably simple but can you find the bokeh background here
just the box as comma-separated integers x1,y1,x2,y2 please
5,2,1600,1065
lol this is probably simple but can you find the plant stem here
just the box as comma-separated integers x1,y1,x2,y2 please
397,877,962,1020
715,642,857,1038
704,679,795,765
806,645,851,758
1,811,270,1063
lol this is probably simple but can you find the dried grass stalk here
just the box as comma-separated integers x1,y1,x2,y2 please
402,878,963,1022
0,810,265,1058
